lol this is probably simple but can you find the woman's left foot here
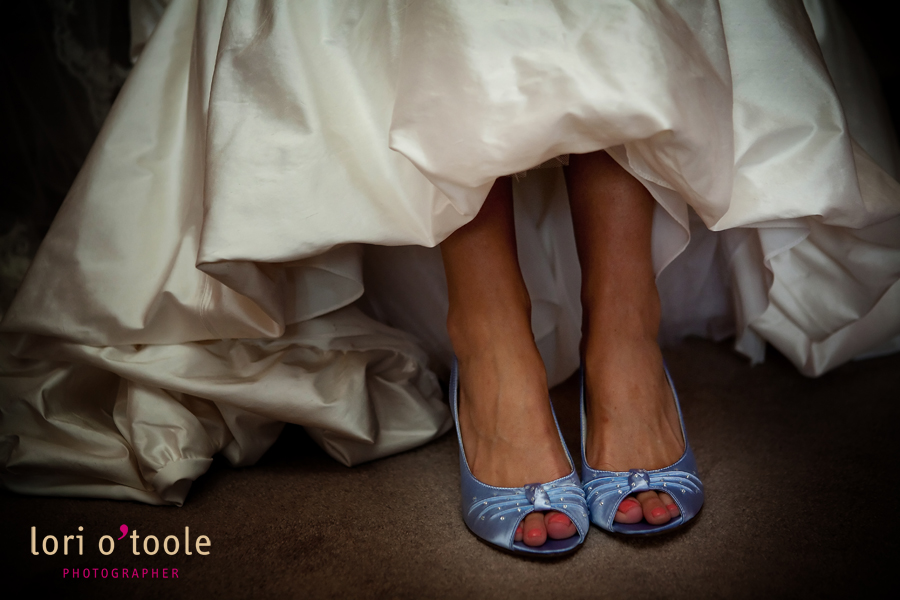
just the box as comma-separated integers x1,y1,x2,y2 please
565,148,688,527
582,336,685,526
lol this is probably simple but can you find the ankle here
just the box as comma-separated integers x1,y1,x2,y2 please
581,312,661,361
581,284,661,346
447,295,535,360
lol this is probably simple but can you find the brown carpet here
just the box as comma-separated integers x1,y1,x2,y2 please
2,338,897,598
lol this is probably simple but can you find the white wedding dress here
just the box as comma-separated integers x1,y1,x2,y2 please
2,0,899,505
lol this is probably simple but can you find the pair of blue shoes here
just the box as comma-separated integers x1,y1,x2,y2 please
450,358,704,556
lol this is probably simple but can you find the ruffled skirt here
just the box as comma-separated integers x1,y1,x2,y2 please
2,0,899,505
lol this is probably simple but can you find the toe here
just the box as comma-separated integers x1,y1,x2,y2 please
613,496,643,524
544,511,576,540
514,523,524,542
522,512,547,547
636,491,671,525
659,492,680,518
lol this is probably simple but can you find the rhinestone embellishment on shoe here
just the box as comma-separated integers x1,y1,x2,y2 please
628,469,650,493
523,483,552,510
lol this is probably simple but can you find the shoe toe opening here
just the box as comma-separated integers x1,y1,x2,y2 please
612,514,684,535
512,534,581,555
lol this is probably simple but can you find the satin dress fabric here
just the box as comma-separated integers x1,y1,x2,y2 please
2,0,899,505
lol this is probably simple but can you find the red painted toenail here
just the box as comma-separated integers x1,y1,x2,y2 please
548,514,571,525
651,507,667,518
527,529,542,539
666,504,678,512
618,499,640,512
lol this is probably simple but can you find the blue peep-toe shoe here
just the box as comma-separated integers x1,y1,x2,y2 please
580,365,704,535
449,358,590,556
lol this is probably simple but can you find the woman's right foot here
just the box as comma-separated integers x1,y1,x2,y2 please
442,174,576,546
451,313,577,546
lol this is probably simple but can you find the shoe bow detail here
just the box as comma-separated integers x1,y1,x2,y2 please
523,483,552,509
585,468,702,508
467,483,586,522
628,469,650,492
